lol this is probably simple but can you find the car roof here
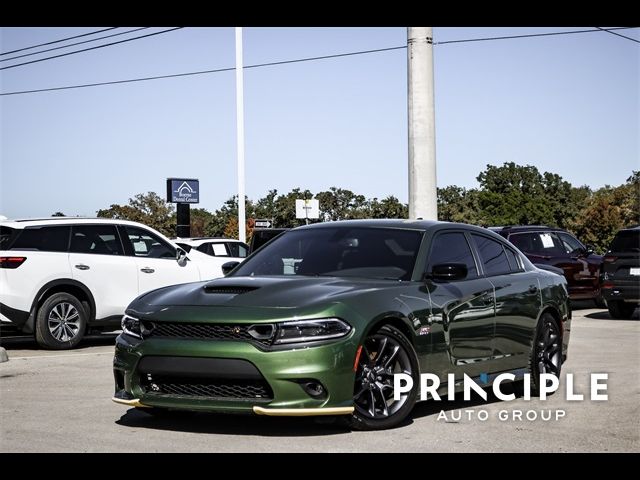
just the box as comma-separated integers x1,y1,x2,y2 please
0,217,162,229
488,225,557,232
294,219,503,236
177,237,245,246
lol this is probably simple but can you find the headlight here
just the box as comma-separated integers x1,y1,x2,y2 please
274,318,351,345
121,314,142,339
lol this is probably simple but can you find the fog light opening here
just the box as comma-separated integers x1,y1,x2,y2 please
300,380,328,400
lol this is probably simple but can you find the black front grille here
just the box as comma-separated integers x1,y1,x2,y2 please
142,376,273,401
144,322,271,346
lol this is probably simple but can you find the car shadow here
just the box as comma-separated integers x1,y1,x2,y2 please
116,384,523,436
116,408,351,437
0,333,118,350
584,310,639,321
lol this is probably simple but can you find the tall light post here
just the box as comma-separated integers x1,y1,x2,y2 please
408,27,437,220
235,27,246,242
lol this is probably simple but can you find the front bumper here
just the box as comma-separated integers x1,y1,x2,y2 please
113,332,359,415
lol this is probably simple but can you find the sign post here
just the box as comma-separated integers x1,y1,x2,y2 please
166,178,200,238
295,199,320,225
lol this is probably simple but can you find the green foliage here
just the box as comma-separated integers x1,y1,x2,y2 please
97,192,175,237
51,212,65,217
93,167,637,254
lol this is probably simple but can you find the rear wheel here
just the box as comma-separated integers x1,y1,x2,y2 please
35,293,87,350
528,313,562,396
349,324,419,431
608,300,636,319
594,296,607,309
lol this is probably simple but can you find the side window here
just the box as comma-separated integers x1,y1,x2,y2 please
428,232,478,279
503,247,522,272
10,226,70,252
196,244,210,255
509,232,565,256
557,232,584,254
70,225,123,255
471,234,512,276
124,226,175,259
210,243,228,256
228,242,248,258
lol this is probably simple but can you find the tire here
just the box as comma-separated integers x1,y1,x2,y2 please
607,300,636,320
594,296,607,309
35,292,87,350
528,312,562,396
349,324,419,431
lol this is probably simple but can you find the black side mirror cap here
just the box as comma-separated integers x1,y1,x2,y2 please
426,263,468,282
222,261,240,276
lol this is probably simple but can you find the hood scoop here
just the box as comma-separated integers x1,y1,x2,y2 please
203,285,259,295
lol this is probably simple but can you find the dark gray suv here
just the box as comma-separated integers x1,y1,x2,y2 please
602,226,639,319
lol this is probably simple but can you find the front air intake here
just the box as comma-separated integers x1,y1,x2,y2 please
203,285,258,295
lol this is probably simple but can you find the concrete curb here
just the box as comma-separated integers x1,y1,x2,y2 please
0,347,8,363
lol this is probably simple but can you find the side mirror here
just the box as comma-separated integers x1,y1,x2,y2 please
426,263,468,282
222,261,240,276
176,248,188,267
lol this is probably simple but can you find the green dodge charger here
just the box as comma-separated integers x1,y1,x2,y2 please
113,220,570,430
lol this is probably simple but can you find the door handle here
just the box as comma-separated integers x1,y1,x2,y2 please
529,285,538,294
74,264,90,271
140,267,155,274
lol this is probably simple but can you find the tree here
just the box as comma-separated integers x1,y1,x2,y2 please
437,186,481,224
316,187,368,222
475,162,570,227
97,192,175,237
570,172,640,253
51,212,65,217
368,196,408,219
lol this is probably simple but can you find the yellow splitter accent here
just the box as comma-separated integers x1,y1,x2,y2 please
111,397,150,408
253,406,354,416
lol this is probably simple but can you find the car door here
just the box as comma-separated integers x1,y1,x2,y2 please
120,225,201,295
470,233,540,372
556,231,601,297
509,231,581,295
425,230,495,382
68,224,138,320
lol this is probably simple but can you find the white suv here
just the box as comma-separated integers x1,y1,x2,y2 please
0,218,227,349
174,237,249,261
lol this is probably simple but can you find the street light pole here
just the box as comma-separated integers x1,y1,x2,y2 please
407,27,437,220
235,27,246,243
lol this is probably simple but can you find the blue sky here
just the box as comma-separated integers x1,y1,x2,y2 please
1,27,638,218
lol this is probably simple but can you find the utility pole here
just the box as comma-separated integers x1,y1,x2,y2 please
235,27,246,243
407,27,437,220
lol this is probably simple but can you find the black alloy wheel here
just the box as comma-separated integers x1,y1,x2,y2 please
350,324,419,430
529,313,562,396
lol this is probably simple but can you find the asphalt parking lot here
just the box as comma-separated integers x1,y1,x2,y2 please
1,304,638,452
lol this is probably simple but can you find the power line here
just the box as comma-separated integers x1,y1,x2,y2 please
0,27,118,56
1,27,637,97
595,26,640,44
434,27,638,45
0,45,407,96
0,27,183,71
1,27,150,63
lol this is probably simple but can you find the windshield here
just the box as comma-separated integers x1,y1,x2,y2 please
610,230,640,253
233,227,424,281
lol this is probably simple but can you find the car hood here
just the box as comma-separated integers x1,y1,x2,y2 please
135,275,397,310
